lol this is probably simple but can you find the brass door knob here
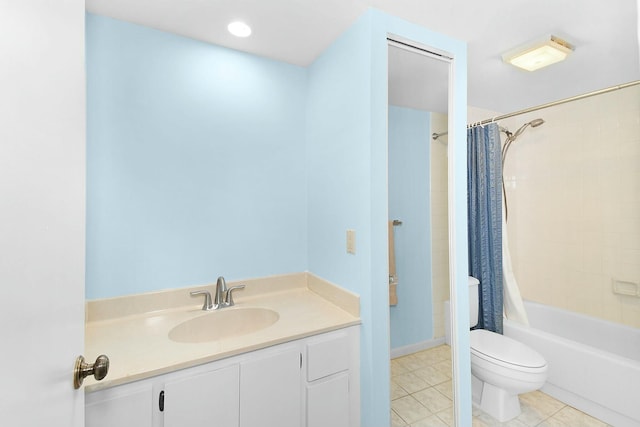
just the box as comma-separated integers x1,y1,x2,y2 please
73,354,109,389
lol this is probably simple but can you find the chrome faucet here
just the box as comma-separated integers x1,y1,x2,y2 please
190,276,245,311
213,276,227,308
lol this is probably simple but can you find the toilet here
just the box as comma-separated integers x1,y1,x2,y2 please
467,276,548,422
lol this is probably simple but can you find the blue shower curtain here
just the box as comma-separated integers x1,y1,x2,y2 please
467,123,503,333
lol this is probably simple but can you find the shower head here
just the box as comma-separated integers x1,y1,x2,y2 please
502,117,545,165
509,118,545,141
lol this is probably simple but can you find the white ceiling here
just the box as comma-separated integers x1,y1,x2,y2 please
85,0,640,114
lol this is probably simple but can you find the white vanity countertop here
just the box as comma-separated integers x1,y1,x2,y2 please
84,273,360,392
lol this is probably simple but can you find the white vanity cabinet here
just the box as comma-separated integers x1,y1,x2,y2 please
163,364,240,427
85,380,154,427
85,326,359,427
304,329,353,427
239,343,301,427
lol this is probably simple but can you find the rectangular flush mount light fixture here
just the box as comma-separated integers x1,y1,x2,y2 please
502,35,574,71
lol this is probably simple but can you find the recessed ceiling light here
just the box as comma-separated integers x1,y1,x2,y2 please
502,35,574,72
227,21,252,38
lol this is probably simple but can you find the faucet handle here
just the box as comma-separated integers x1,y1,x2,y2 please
225,285,245,307
190,290,213,311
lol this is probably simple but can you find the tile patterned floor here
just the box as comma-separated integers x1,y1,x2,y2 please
391,345,611,427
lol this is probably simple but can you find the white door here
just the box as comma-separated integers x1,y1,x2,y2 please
0,1,86,426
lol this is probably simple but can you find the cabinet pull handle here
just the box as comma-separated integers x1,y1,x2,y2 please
159,390,165,412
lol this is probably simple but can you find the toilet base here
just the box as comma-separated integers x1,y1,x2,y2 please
472,375,521,422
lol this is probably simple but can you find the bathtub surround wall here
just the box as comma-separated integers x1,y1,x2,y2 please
502,85,640,328
388,106,433,350
87,10,471,426
430,113,450,339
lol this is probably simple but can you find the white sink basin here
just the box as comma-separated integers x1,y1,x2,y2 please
169,308,279,343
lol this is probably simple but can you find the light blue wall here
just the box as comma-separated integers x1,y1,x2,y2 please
307,10,470,425
86,9,471,426
86,14,308,299
305,11,381,426
388,106,433,349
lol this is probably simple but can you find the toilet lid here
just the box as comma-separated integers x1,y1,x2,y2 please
470,329,547,369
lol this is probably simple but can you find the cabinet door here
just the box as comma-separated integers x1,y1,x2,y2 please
86,383,153,427
306,373,349,427
239,345,301,427
164,364,239,427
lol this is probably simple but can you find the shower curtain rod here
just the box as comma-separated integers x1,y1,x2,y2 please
431,80,639,140
433,125,509,140
468,80,640,129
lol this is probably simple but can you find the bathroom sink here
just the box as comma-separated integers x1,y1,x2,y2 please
168,307,279,343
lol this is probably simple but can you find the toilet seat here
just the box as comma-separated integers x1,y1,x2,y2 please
470,329,547,373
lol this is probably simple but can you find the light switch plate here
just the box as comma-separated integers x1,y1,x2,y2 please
346,229,356,254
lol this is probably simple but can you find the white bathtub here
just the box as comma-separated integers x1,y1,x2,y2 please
504,301,640,427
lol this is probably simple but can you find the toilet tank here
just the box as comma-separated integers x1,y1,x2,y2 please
469,276,480,328
444,276,481,345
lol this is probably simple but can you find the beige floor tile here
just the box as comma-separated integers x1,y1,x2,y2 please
412,351,444,366
410,414,449,427
433,380,453,400
391,380,409,400
515,392,566,426
390,346,609,427
413,366,450,386
550,406,608,427
393,372,430,394
519,391,565,418
535,418,567,427
397,354,429,371
392,358,411,377
434,407,454,426
392,395,433,425
431,360,452,376
412,387,453,413
473,411,528,427
430,345,452,360
392,409,408,427
414,346,450,365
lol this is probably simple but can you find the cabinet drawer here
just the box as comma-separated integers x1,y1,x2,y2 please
306,330,349,381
